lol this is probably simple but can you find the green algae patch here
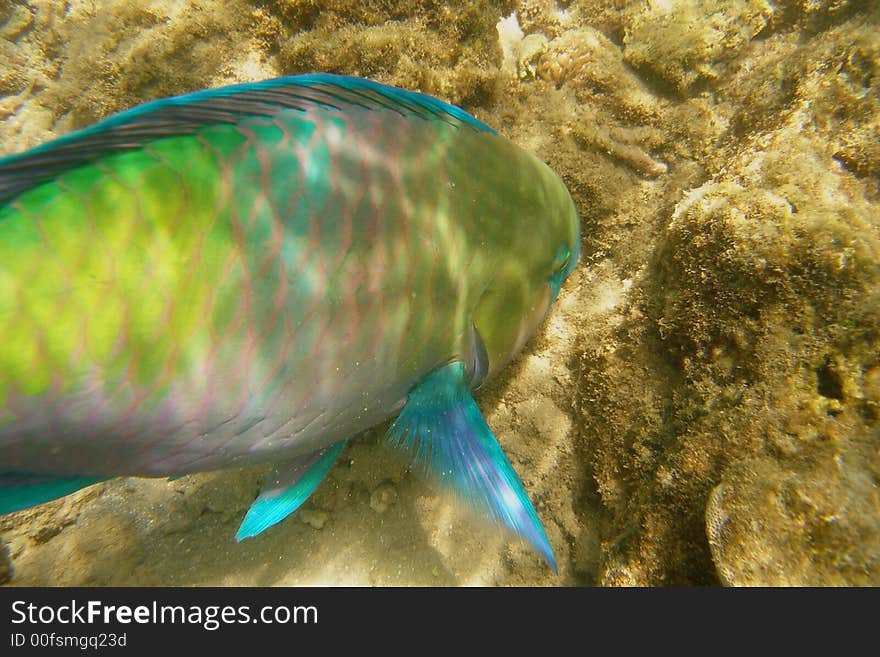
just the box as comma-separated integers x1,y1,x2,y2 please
623,0,773,94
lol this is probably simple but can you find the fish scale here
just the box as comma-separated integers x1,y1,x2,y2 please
0,74,580,568
2,107,473,472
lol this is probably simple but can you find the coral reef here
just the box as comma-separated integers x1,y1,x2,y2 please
623,0,773,94
1,0,878,585
706,441,880,586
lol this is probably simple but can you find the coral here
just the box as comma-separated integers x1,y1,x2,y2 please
517,33,550,79
0,40,28,96
578,119,880,583
0,3,33,41
278,18,502,106
561,1,880,586
769,0,870,30
574,96,880,585
706,441,880,586
570,106,668,178
568,0,644,44
623,0,773,94
722,17,880,186
659,129,880,365
496,13,551,81
535,27,662,122
268,1,511,107
515,0,575,38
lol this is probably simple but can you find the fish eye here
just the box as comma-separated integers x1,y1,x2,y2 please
556,253,571,274
551,246,571,276
548,245,572,298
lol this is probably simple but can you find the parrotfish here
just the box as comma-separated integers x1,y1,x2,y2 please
0,74,579,570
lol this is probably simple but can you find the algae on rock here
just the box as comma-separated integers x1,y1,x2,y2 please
707,440,880,586
623,0,772,94
571,3,880,585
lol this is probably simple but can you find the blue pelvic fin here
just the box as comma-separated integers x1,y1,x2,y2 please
235,440,347,541
0,473,104,514
385,362,557,571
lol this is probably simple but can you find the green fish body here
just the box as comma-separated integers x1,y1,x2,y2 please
0,75,580,569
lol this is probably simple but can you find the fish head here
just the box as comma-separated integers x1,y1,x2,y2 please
471,154,580,381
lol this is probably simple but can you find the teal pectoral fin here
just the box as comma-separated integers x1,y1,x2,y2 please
235,440,347,541
0,473,105,514
386,361,557,571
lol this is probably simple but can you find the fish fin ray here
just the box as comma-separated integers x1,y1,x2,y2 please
385,361,556,571
235,439,347,541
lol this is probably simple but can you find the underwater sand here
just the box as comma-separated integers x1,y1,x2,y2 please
1,0,879,586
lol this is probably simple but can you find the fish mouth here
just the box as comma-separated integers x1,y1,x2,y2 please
520,286,554,352
474,285,553,381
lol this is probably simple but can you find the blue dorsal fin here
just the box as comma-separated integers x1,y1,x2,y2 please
0,74,495,205
386,361,557,571
235,439,347,541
